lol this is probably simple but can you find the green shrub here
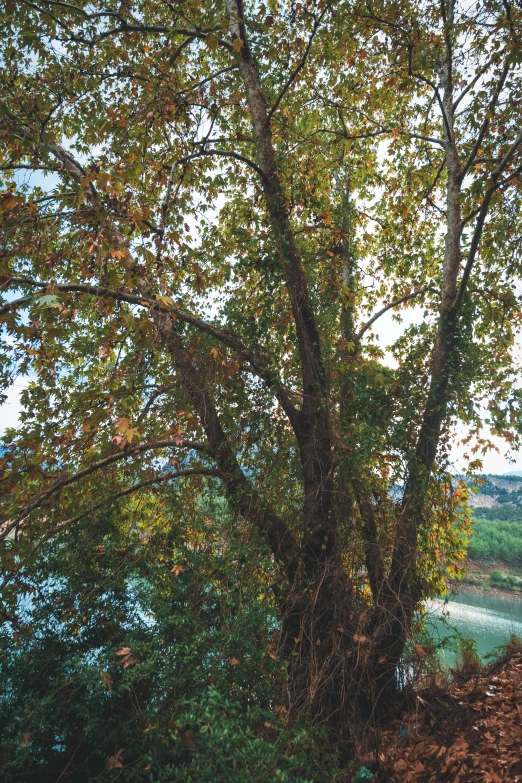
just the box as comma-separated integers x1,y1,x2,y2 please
0,494,340,782
468,518,522,565
487,570,522,591
489,569,504,586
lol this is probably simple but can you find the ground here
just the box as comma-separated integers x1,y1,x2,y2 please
461,559,522,598
371,649,522,782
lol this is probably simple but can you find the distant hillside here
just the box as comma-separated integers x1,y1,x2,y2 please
465,474,522,521
463,474,522,569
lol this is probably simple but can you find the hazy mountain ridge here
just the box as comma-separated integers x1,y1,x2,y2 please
460,475,522,516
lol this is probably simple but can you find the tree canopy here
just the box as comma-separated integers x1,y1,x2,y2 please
1,0,522,775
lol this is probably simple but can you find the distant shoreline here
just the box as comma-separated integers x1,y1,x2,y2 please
458,582,522,601
450,559,522,601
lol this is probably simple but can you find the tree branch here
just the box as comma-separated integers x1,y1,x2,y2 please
454,135,522,310
0,468,223,593
45,467,224,535
408,47,452,142
226,0,328,404
169,148,268,181
0,438,206,540
461,62,511,179
1,277,299,428
5,98,297,568
83,24,233,51
160,323,296,568
336,126,445,147
268,5,329,119
355,287,433,343
225,0,337,562
453,50,505,111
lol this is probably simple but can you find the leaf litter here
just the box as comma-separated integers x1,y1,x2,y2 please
377,651,522,782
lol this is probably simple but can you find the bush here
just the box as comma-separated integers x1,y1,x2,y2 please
452,638,482,680
0,494,340,782
468,518,522,566
487,570,522,592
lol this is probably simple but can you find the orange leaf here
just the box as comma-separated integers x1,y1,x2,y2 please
115,647,138,668
106,749,124,770
100,669,113,692
115,417,130,432
171,564,184,576
20,732,30,749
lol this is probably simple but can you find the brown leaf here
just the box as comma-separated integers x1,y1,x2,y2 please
20,732,30,749
353,634,368,644
115,647,138,669
184,731,197,751
229,657,240,666
115,417,130,432
170,564,184,576
100,669,113,692
106,749,124,769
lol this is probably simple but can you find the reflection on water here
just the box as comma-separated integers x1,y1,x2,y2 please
425,590,522,664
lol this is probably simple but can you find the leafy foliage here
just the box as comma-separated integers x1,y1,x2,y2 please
474,505,522,522
0,490,339,781
1,0,522,761
468,519,522,565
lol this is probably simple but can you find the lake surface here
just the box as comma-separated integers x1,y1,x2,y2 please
425,590,522,665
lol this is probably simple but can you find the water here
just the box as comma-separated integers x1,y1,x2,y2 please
425,590,522,666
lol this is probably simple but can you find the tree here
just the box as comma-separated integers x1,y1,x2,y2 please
1,0,522,743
